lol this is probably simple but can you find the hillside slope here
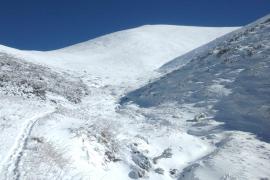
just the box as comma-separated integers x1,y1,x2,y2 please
121,14,270,180
122,15,270,141
2,20,269,180
0,25,237,85
0,25,239,180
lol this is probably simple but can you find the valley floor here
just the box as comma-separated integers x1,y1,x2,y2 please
0,69,270,180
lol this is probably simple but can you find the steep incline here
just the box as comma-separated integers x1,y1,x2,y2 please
122,15,270,141
118,14,270,180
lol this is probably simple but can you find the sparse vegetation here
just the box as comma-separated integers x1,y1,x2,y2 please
20,138,70,179
0,53,89,103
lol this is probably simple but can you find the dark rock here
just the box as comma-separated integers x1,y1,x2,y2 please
193,113,206,121
169,169,179,176
153,148,173,164
132,152,151,171
128,169,145,179
105,151,121,162
154,168,164,175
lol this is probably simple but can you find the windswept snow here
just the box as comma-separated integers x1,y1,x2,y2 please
122,15,270,179
0,25,237,85
0,17,269,180
122,15,270,140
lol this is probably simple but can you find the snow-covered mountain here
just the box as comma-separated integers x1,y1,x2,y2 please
0,16,270,180
122,15,270,179
0,25,237,85
122,15,270,140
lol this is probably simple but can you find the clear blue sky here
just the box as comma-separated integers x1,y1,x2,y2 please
0,0,269,50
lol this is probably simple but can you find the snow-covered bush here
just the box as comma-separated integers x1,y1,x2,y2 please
70,120,121,163
0,53,89,103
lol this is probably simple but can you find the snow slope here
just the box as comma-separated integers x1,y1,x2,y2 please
0,25,238,85
122,15,270,180
122,15,270,141
0,25,239,179
1,18,269,180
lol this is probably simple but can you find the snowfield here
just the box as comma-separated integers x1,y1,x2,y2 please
0,17,270,180
0,25,237,85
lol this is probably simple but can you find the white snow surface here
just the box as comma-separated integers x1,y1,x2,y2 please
0,25,238,85
1,21,269,180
